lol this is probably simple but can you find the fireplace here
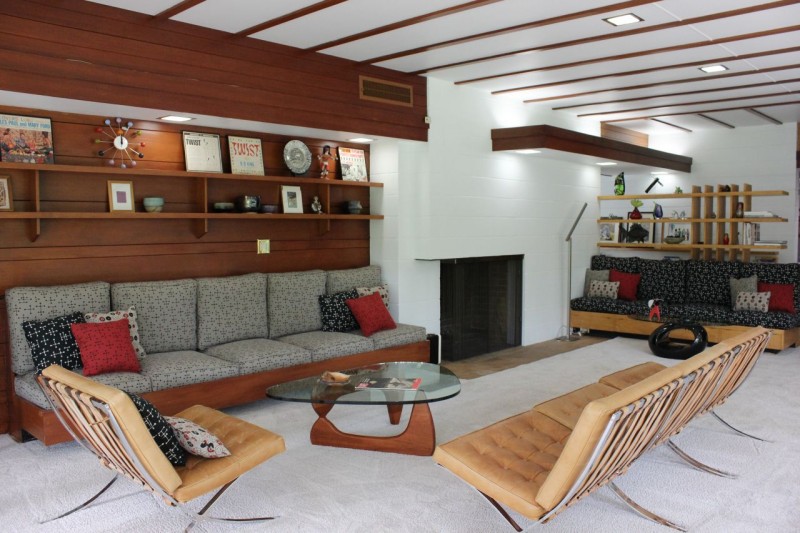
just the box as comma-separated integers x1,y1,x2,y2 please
440,255,523,361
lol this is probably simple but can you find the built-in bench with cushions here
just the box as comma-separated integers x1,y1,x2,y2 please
6,265,429,445
570,255,800,351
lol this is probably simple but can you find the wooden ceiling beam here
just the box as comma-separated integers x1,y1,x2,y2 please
236,0,347,37
697,114,736,129
650,119,692,133
416,0,798,75
608,99,800,122
747,108,783,124
458,24,800,85
154,0,205,20
362,0,655,64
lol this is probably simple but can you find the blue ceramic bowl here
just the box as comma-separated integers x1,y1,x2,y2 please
143,197,164,213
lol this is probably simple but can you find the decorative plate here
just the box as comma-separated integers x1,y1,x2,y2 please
283,140,312,175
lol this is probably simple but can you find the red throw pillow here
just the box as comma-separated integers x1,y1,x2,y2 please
757,282,796,313
609,269,641,301
346,292,397,337
71,320,141,376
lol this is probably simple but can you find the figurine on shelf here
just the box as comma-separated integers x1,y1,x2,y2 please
735,202,744,218
723,233,730,245
648,299,662,321
317,145,337,180
311,196,323,214
613,172,625,195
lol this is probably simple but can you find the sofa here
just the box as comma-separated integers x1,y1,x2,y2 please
5,265,429,445
570,255,800,351
433,327,770,530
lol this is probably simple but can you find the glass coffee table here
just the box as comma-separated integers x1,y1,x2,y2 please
267,362,461,456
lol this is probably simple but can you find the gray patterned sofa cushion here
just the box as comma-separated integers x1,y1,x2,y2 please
6,281,110,375
326,265,382,295
363,323,427,350
196,273,268,350
204,338,311,374
112,279,197,354
15,367,152,410
139,351,238,390
277,331,374,362
267,270,326,338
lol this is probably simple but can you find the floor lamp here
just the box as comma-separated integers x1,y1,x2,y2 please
557,202,588,342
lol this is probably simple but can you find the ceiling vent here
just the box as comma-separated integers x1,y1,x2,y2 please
359,76,413,107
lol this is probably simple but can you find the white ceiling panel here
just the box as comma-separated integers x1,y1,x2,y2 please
171,0,322,33
688,5,800,41
88,0,180,16
655,0,770,20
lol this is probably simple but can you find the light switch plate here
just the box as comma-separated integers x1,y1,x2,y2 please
257,239,270,254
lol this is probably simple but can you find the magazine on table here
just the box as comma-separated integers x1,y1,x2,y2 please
356,377,422,390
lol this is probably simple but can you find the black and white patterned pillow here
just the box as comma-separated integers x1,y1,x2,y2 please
587,280,619,299
734,291,770,313
125,392,186,467
319,289,359,332
22,311,86,374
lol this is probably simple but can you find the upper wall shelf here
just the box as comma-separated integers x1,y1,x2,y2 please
491,124,693,173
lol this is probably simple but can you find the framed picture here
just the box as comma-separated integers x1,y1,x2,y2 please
664,222,691,244
619,211,656,244
182,131,223,173
0,114,55,164
598,222,618,242
281,185,303,214
228,135,264,175
337,147,368,182
0,175,13,211
108,181,135,212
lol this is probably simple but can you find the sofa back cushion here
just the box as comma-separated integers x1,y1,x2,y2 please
685,260,740,306
637,258,686,304
590,255,639,274
196,273,268,350
111,279,197,354
6,281,110,375
326,265,382,295
268,270,326,338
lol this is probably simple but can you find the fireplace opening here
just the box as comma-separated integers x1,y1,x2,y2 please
440,255,523,361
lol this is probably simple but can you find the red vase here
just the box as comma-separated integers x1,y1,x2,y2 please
630,207,642,220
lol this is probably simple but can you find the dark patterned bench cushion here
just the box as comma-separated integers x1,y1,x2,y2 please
591,255,640,273
637,258,686,304
685,260,740,306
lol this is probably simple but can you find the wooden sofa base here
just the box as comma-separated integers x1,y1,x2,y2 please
570,310,800,351
12,340,430,446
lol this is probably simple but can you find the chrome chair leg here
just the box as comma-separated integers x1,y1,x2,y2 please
183,479,278,532
712,412,772,442
40,474,119,523
667,439,737,479
608,482,687,532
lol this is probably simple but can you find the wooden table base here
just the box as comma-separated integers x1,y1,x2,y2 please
310,402,436,456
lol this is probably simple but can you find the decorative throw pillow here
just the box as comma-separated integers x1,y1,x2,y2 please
319,289,359,332
346,292,397,337
757,282,796,313
587,280,620,299
165,416,231,459
583,269,610,297
734,291,771,313
355,284,390,310
84,306,146,359
729,275,757,308
609,269,642,301
71,320,141,377
125,392,186,467
22,311,86,374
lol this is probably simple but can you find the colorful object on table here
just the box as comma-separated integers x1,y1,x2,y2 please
613,172,625,195
648,298,662,321
94,117,145,168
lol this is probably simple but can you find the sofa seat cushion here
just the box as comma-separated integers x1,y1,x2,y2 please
534,382,620,429
196,273,268,351
277,331,374,362
599,362,667,390
16,368,152,410
680,304,800,330
204,339,312,374
268,270,326,338
570,297,649,316
359,323,427,350
140,351,239,390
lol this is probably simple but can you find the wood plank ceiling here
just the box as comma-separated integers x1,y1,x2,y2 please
89,0,800,135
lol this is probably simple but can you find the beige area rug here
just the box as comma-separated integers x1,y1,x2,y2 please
1,336,799,532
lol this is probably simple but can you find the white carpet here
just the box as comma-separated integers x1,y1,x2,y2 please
1,336,799,532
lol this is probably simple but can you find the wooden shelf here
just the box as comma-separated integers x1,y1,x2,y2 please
598,190,787,200
599,217,787,224
0,212,382,220
597,242,785,250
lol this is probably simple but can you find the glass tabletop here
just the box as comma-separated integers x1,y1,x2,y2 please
266,362,461,406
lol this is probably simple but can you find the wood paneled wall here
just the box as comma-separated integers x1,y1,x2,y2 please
0,0,428,142
0,105,376,434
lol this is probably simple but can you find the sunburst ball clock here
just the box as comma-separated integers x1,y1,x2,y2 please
94,117,145,168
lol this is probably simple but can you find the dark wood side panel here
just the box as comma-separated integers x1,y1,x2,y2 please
601,123,649,148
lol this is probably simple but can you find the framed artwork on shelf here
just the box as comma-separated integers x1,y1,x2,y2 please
337,147,368,182
598,222,618,242
0,114,55,164
664,222,691,244
281,185,303,214
228,135,264,175
0,175,13,210
182,131,223,173
619,211,656,244
108,181,135,212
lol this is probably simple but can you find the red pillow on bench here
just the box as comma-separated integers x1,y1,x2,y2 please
757,282,796,314
71,319,141,376
346,292,397,336
609,269,641,301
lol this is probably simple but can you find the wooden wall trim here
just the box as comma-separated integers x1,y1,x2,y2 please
601,123,649,148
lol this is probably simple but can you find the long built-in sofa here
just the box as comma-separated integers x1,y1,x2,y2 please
6,265,429,444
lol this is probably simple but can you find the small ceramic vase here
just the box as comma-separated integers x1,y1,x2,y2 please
653,203,663,219
630,207,642,220
723,233,730,245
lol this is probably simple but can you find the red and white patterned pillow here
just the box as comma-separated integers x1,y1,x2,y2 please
84,306,146,359
71,320,141,376
355,284,390,310
165,416,231,458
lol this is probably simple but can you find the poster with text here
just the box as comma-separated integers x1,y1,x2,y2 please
182,131,222,173
0,114,54,164
228,136,264,175
337,147,368,182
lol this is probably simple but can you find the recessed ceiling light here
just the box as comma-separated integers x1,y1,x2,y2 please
699,65,728,74
596,162,617,166
651,171,669,175
159,115,193,122
603,13,643,26
348,137,374,143
514,149,541,154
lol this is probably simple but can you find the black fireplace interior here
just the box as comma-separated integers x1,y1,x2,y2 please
440,255,523,361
